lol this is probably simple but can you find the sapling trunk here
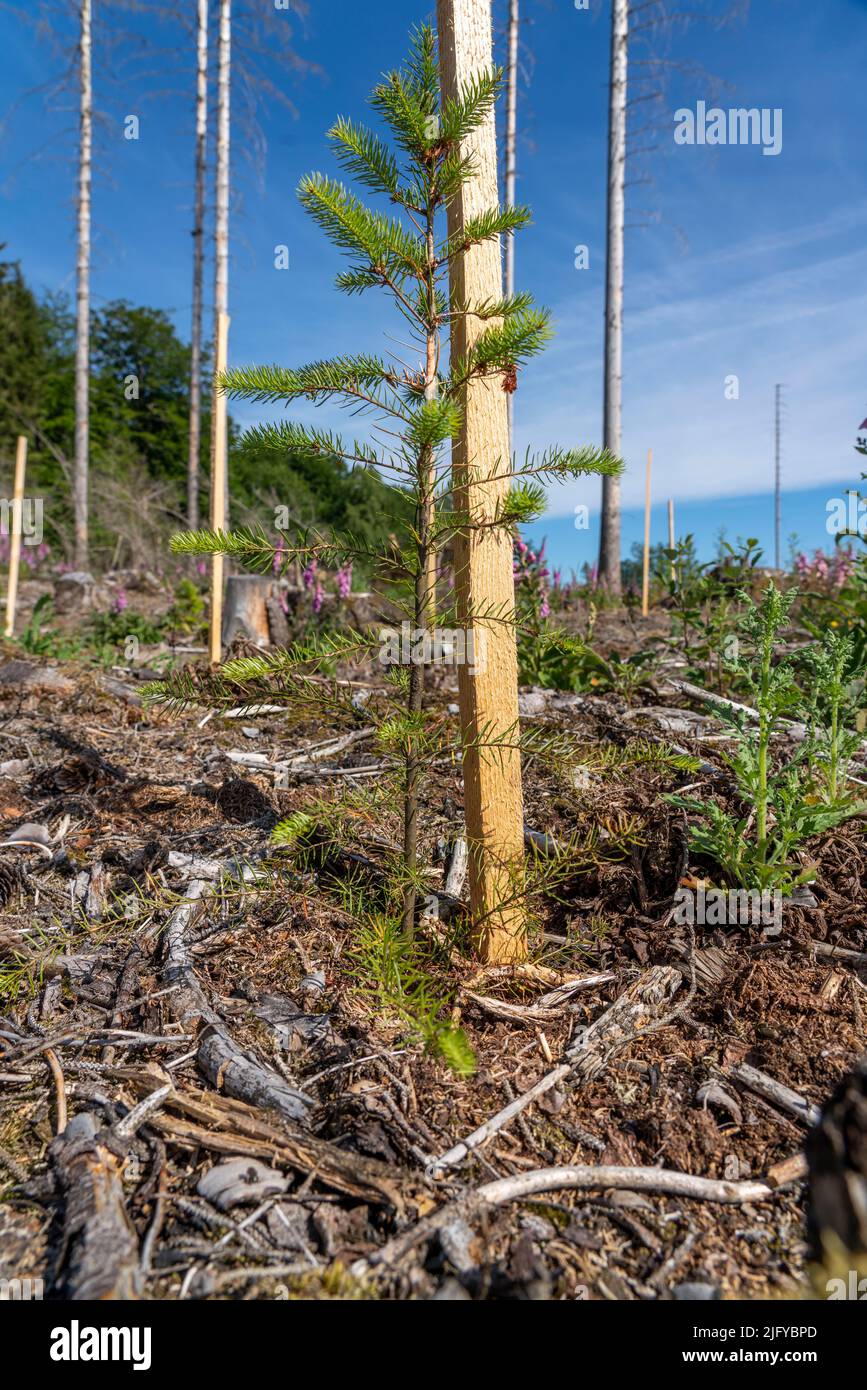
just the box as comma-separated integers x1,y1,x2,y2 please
401,467,433,933
401,195,441,934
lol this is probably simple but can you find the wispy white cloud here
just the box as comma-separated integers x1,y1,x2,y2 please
516,206,867,518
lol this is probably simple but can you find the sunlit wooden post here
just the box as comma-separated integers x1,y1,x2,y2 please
4,436,28,639
209,311,230,665
437,0,526,963
641,447,652,616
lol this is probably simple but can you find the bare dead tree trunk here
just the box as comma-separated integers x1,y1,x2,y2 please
211,0,231,528
187,0,208,530
598,0,628,597
74,0,93,571
504,0,519,441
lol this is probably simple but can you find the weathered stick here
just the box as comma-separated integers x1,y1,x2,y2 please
475,1165,777,1207
209,310,229,665
357,1161,779,1277
4,435,27,638
809,941,867,967
728,1062,821,1127
463,971,615,1025
641,447,652,617
663,676,810,741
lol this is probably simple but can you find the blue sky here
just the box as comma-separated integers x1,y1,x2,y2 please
1,0,866,572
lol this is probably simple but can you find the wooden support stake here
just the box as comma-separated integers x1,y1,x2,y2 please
209,311,230,666
667,496,676,584
437,0,525,964
4,435,28,639
641,447,652,617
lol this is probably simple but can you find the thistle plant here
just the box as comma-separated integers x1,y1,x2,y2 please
802,629,867,805
150,28,619,955
671,583,867,894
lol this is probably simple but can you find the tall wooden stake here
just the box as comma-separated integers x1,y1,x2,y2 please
437,0,526,964
209,312,230,666
641,447,652,617
4,436,27,639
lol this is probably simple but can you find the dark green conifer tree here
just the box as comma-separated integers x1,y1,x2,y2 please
150,27,620,1052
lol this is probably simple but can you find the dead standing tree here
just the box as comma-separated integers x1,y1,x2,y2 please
187,0,209,531
503,0,519,441
598,0,628,594
189,0,313,530
596,0,750,595
74,0,93,571
210,0,231,536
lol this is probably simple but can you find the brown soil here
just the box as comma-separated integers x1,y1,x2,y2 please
0,638,864,1302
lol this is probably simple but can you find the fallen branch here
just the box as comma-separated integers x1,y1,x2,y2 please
808,940,867,968
114,1067,409,1210
357,1161,780,1277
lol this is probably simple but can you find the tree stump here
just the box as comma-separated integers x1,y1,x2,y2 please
53,571,95,614
221,575,273,648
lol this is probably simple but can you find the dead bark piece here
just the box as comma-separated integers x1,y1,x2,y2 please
692,946,734,993
49,1112,141,1300
197,1158,289,1210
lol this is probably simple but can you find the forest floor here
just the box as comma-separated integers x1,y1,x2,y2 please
0,615,865,1301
